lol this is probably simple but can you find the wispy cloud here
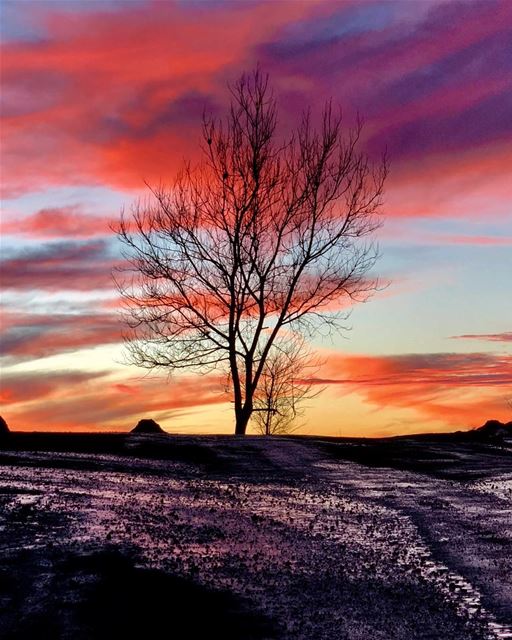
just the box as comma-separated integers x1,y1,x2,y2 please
313,350,512,427
1,370,229,431
0,310,122,361
0,370,110,405
450,332,512,343
0,0,325,196
1,206,113,238
0,240,117,291
1,0,510,222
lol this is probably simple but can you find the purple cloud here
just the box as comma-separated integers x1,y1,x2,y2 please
0,240,118,291
450,332,512,343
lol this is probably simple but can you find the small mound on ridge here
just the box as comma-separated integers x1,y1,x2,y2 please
131,419,165,434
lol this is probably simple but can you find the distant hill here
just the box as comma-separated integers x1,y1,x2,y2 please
0,416,10,435
131,419,165,434
473,419,512,441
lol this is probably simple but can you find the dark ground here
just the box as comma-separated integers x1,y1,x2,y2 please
0,432,510,639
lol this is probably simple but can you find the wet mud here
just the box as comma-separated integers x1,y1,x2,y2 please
0,434,510,639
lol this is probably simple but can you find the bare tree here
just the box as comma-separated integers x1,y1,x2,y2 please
115,69,387,435
251,336,322,436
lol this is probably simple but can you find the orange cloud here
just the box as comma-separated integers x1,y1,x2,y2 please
2,370,229,431
314,351,512,428
0,370,109,405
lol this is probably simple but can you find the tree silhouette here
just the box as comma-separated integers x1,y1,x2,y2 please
115,69,387,435
251,336,322,436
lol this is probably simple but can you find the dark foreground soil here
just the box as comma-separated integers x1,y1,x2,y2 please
0,433,510,639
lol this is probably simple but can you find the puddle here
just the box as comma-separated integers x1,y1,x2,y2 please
470,475,512,503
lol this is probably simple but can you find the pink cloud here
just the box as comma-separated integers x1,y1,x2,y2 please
431,235,512,246
1,206,113,238
1,0,510,226
450,332,512,343
385,144,512,219
1,0,330,197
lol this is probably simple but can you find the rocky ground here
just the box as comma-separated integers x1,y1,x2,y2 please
0,433,511,639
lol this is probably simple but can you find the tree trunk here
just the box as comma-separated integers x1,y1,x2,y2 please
235,405,252,435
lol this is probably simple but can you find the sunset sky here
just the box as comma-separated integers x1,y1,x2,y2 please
1,0,511,436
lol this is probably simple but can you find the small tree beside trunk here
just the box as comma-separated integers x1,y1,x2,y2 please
251,336,321,436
